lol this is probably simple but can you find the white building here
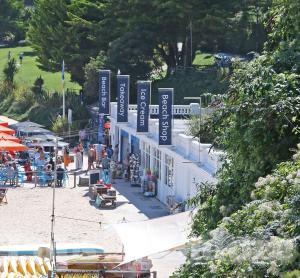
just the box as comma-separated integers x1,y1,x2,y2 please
109,102,223,207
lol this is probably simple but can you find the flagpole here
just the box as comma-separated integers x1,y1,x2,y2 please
62,60,65,118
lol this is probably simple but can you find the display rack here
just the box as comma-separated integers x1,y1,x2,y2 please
129,153,141,186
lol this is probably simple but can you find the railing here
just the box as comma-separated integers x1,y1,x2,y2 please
128,104,192,115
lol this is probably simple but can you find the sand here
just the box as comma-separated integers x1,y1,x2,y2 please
0,157,186,277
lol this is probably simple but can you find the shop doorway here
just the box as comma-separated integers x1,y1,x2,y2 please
120,129,129,162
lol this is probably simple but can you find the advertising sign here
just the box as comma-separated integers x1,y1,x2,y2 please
158,88,173,145
99,70,111,114
137,81,151,133
117,75,129,122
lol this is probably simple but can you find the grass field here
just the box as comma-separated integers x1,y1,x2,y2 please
193,51,215,66
0,46,80,92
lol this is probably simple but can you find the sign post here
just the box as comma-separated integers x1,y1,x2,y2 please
158,88,173,146
136,81,151,133
117,75,129,123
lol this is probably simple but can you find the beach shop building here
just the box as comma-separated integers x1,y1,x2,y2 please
109,102,223,207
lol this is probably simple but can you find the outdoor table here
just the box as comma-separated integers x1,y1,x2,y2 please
90,184,108,200
98,193,116,208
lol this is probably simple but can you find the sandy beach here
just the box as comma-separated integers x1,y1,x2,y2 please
0,179,185,277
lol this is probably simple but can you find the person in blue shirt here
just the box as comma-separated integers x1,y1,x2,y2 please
106,145,113,159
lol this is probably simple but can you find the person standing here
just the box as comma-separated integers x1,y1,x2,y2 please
63,147,71,170
78,142,84,164
101,153,110,184
106,145,114,159
112,144,119,162
74,145,82,169
56,165,65,187
87,144,96,171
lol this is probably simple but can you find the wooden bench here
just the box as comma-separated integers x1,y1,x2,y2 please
0,188,8,205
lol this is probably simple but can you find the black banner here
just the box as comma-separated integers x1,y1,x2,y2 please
99,70,111,114
158,88,173,145
137,81,151,133
117,75,129,122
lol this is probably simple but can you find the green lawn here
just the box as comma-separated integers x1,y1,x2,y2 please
0,46,80,92
193,51,215,66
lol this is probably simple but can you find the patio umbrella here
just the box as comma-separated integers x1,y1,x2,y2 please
0,116,18,126
0,121,8,127
0,132,21,142
0,140,28,151
11,120,44,129
0,125,16,134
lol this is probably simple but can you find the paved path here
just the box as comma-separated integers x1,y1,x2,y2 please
0,155,185,277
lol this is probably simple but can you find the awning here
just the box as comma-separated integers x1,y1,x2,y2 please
113,211,193,266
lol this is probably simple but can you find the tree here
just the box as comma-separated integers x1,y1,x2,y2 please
0,0,25,43
29,0,271,85
3,58,18,85
28,0,71,75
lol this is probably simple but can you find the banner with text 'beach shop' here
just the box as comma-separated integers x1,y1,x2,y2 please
99,70,111,115
137,81,151,133
158,88,173,145
117,75,129,123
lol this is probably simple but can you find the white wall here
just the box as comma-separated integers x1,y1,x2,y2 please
109,102,222,205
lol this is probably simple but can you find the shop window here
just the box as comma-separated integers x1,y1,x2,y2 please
152,147,161,180
141,142,151,170
164,154,174,187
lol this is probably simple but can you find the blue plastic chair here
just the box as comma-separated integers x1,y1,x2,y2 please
62,172,69,187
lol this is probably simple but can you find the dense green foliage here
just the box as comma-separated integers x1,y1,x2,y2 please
0,0,29,43
28,0,271,85
174,0,300,277
187,0,300,237
173,146,300,277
